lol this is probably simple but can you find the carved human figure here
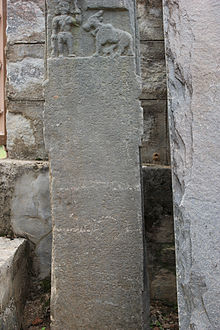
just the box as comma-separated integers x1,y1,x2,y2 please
51,1,81,57
83,11,134,57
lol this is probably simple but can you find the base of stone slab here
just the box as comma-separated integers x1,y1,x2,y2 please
0,237,30,329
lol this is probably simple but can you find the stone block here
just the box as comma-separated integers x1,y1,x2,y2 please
7,0,45,44
142,166,176,303
7,57,44,100
7,101,47,160
137,0,164,41
140,41,167,100
7,43,45,63
163,0,220,327
142,166,173,241
141,100,169,165
0,238,30,329
150,269,177,305
0,160,51,279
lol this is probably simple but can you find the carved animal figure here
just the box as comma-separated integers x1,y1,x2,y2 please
83,11,134,57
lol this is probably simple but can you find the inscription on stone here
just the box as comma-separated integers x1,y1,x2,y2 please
51,0,81,57
83,11,134,57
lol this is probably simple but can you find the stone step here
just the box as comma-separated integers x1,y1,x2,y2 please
0,237,29,330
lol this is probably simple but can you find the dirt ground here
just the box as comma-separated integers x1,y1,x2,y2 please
23,290,179,330
150,301,179,330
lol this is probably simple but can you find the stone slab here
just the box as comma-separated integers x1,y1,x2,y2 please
0,238,29,329
45,55,146,330
163,0,220,328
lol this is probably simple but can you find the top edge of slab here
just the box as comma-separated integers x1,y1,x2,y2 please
0,159,49,165
85,0,129,10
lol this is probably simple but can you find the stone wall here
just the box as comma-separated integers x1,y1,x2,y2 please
137,0,176,304
1,0,51,281
6,0,47,160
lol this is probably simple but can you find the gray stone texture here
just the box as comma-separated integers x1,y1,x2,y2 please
143,166,176,304
137,0,164,41
7,0,45,44
0,238,30,329
6,0,47,160
140,41,167,100
7,101,47,160
163,0,220,328
0,160,51,279
44,2,146,328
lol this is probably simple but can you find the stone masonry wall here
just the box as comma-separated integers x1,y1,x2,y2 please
6,0,47,160
0,0,51,281
137,0,176,304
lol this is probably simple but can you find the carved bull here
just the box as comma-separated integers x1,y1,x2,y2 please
83,11,134,57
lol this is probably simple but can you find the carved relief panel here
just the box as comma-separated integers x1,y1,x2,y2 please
47,0,135,58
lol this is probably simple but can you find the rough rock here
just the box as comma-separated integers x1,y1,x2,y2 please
7,101,47,160
0,238,30,329
7,0,45,44
7,57,44,101
163,0,220,328
0,160,51,279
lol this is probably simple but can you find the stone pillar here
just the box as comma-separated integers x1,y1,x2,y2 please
44,1,147,329
163,0,220,328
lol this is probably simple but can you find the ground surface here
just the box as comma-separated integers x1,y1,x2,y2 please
23,293,179,330
150,301,179,329
23,278,50,330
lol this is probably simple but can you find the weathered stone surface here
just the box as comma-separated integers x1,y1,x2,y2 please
45,2,146,327
0,160,51,279
7,57,44,100
140,41,167,100
0,238,30,329
163,0,220,328
85,0,129,9
141,100,169,165
7,43,45,63
137,0,164,41
7,101,47,160
7,0,45,44
45,55,146,330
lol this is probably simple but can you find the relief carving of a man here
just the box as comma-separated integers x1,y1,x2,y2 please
51,1,81,57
